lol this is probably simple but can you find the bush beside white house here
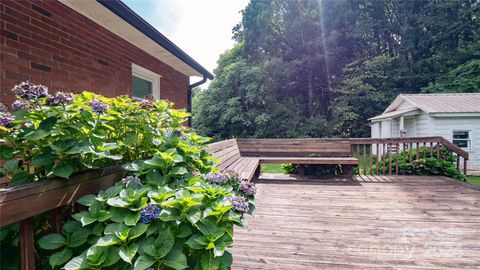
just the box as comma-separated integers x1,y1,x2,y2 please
369,93,480,175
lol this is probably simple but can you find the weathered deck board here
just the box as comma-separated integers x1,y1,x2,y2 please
230,174,480,270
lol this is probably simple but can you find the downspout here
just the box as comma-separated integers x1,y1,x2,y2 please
188,75,208,127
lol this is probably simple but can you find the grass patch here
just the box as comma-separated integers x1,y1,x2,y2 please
260,163,284,173
467,176,480,186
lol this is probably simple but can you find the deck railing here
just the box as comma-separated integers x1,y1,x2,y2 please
350,136,469,176
0,166,125,270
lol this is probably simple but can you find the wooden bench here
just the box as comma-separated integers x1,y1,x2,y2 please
207,138,358,181
237,139,358,176
207,139,259,181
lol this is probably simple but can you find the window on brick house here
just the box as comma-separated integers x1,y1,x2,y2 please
131,64,160,100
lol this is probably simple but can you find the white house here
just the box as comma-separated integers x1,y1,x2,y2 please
369,93,480,175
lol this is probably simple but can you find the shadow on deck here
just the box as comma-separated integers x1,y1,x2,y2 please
231,174,480,270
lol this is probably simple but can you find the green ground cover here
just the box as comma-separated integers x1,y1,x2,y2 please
467,176,480,186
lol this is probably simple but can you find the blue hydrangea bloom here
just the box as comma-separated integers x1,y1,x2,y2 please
89,98,109,113
140,205,160,224
206,172,228,184
12,81,48,100
12,100,30,111
0,103,8,113
239,181,257,196
227,196,249,213
46,92,74,106
0,113,14,127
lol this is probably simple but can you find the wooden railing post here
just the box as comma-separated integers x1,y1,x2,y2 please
20,218,36,270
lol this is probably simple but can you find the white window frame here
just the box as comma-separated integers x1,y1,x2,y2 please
131,63,161,100
452,130,471,150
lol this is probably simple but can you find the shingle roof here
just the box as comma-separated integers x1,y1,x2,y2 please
385,93,480,113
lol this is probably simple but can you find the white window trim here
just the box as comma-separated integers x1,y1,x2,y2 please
452,130,471,150
132,63,161,99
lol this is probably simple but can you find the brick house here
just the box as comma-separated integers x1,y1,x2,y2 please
0,0,213,120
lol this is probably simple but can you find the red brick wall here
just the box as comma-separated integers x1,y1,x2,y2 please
0,0,189,109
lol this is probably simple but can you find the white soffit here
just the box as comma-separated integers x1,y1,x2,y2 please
59,0,202,77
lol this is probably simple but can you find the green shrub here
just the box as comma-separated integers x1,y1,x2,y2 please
0,82,256,270
1,81,211,185
282,163,344,176
372,146,466,180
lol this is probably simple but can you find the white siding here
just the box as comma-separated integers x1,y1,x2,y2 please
396,100,415,110
415,113,431,136
381,120,391,138
390,119,400,137
404,117,416,137
432,116,480,174
371,122,381,138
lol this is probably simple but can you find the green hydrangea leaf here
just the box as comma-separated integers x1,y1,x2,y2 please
163,249,188,270
119,243,138,264
49,248,72,268
133,255,156,270
38,233,66,250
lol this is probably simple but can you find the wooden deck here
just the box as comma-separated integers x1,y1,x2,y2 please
230,174,480,269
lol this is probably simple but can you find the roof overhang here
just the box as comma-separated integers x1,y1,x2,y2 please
58,0,213,80
431,112,480,118
369,108,420,122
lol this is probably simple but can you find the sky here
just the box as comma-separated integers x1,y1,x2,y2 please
123,0,249,86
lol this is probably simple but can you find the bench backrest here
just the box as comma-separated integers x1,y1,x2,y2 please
206,139,241,170
236,139,352,157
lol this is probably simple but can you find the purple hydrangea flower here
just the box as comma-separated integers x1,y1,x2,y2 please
0,113,14,127
225,170,242,183
227,196,249,213
46,92,74,106
12,81,48,100
89,98,109,113
0,103,8,113
206,172,228,184
140,205,160,224
120,175,142,189
12,100,30,111
239,181,257,196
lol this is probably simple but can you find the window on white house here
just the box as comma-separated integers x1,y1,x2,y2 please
131,64,160,100
452,131,470,149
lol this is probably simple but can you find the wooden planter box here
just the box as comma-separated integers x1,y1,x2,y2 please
0,165,125,270
0,165,125,227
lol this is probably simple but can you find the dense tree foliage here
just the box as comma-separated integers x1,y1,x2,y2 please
193,0,480,140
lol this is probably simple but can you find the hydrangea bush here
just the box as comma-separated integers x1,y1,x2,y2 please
0,81,210,185
0,82,256,270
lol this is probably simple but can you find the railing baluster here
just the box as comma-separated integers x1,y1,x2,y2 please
388,143,393,175
464,159,468,177
375,143,379,175
430,142,433,156
395,142,399,175
457,155,460,171
382,143,386,174
363,144,367,175
409,142,413,163
20,218,36,270
423,142,427,158
416,142,419,159
369,144,373,175
436,141,440,158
